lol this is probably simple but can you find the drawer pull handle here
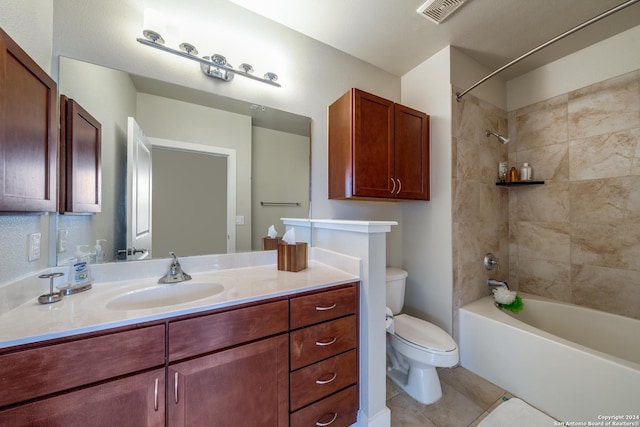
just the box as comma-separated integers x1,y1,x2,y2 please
315,336,337,346
174,372,179,404
154,378,159,411
315,303,337,311
316,412,338,426
315,372,337,385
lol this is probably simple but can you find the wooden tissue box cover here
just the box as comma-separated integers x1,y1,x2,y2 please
277,242,307,272
262,237,282,251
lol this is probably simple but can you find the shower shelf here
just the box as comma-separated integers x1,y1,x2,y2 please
496,181,545,187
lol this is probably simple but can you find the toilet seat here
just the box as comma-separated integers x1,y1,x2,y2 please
393,314,457,353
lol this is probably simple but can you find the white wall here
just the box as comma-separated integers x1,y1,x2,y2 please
0,0,53,73
450,48,507,111
508,24,640,111
400,46,454,333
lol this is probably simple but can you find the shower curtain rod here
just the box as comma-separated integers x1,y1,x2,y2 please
455,0,640,102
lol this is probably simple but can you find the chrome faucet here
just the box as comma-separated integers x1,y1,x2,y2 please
487,278,509,290
158,252,192,284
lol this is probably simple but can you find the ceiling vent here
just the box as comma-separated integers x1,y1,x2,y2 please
416,0,469,24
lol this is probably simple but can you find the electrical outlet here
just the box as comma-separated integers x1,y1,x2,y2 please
28,233,41,261
58,229,68,253
236,215,245,225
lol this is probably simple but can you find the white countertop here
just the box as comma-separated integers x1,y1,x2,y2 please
0,259,359,349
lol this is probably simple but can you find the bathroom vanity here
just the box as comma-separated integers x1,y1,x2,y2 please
0,260,359,427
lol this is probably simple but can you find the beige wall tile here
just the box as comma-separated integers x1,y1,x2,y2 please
515,143,569,182
571,219,640,271
569,128,640,181
516,183,570,222
572,264,640,319
570,176,640,223
517,221,570,262
568,71,640,140
516,94,568,151
518,257,571,302
453,180,480,224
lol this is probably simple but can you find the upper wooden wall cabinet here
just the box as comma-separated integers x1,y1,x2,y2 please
0,28,57,212
328,88,430,201
59,96,102,214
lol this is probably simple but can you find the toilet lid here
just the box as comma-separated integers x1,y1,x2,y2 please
393,314,457,352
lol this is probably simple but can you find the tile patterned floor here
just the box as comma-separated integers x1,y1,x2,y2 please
386,366,514,427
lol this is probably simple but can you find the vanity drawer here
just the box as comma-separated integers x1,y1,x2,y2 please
290,284,357,329
0,324,165,408
290,385,358,427
169,299,289,361
290,349,357,411
290,315,357,370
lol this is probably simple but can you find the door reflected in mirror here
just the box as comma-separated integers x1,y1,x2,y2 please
57,57,310,265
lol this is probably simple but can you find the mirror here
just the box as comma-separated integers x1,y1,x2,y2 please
56,57,310,265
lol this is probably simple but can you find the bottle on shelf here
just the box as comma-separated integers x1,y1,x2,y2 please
509,167,519,182
520,162,532,181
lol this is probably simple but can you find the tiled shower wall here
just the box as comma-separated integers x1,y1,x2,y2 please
508,70,640,320
452,91,509,334
452,70,640,326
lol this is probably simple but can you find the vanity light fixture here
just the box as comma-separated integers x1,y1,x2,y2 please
136,30,280,87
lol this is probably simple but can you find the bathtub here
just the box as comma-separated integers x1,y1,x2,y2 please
459,293,640,423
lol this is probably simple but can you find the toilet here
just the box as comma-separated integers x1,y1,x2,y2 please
385,267,459,404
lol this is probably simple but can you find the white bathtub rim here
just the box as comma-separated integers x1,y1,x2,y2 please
459,293,640,372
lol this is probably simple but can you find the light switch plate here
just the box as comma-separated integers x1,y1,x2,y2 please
236,215,245,225
28,232,41,261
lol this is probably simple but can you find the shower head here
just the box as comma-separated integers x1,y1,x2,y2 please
485,130,510,144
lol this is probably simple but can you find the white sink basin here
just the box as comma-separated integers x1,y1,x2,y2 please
106,281,224,310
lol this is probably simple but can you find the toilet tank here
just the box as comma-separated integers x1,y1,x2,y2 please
386,267,408,315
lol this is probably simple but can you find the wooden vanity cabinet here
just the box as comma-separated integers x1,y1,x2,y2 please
289,284,359,427
167,299,290,427
328,88,430,201
0,369,165,427
0,28,57,212
0,282,360,426
0,324,166,426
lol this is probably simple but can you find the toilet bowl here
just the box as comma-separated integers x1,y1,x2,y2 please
385,267,459,404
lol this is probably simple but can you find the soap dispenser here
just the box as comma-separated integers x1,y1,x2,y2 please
57,245,93,295
93,239,106,263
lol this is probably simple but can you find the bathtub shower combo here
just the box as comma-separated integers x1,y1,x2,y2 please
459,293,640,422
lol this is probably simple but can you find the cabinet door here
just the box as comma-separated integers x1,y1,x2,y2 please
0,28,57,212
169,334,289,427
0,369,165,427
352,89,395,197
59,96,102,213
394,104,430,200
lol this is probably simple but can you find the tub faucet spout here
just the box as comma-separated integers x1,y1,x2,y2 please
487,279,509,290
